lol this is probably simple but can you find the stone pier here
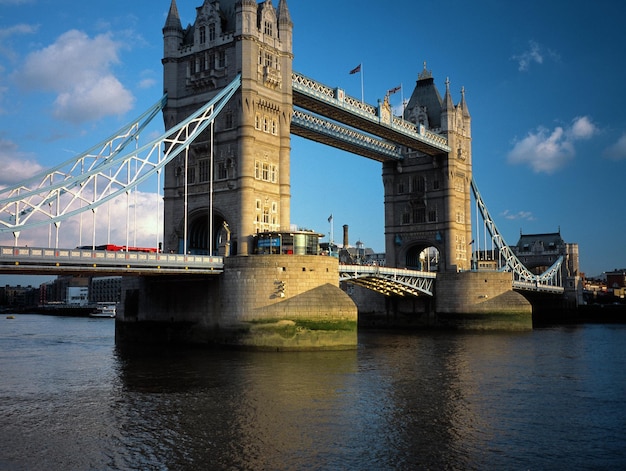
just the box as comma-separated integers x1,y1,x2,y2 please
116,255,358,350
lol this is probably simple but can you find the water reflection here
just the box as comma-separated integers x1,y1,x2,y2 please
1,317,625,470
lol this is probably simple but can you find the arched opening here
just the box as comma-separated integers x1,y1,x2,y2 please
405,243,440,272
187,212,232,256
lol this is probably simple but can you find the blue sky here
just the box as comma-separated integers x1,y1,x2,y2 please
0,0,625,283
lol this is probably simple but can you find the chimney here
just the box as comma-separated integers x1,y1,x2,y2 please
343,225,349,248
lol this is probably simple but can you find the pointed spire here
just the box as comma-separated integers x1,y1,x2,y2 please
164,0,183,31
459,86,471,117
278,0,292,26
442,77,455,112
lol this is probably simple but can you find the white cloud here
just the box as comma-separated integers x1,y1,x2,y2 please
0,23,38,60
13,29,134,123
501,209,535,221
507,116,597,174
138,78,156,89
604,133,626,161
511,40,559,72
0,138,44,184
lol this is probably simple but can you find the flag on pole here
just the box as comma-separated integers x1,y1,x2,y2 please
349,64,361,74
387,85,401,95
328,214,333,222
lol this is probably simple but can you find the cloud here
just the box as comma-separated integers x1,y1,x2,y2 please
604,133,626,161
12,29,134,123
0,23,38,60
0,138,44,184
507,116,598,173
511,40,559,72
0,186,162,250
501,210,535,221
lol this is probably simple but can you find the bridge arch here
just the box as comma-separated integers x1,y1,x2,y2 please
185,209,233,256
403,241,442,272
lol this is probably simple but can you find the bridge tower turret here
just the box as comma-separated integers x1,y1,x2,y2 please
162,0,293,256
383,64,473,272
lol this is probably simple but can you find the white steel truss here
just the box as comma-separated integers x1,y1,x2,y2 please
339,265,436,296
471,178,563,292
0,75,241,240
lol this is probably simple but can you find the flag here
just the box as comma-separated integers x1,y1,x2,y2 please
388,85,401,95
328,214,333,222
349,64,361,75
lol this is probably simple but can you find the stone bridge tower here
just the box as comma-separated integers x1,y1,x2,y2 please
162,0,293,256
383,65,473,272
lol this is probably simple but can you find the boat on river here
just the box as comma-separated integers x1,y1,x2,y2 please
90,304,116,318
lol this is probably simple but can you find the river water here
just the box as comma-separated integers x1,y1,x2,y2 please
1,315,625,470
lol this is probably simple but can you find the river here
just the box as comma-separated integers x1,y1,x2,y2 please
1,314,625,470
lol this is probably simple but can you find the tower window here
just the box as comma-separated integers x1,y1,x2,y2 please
209,23,216,41
199,159,209,182
199,26,206,44
264,21,273,37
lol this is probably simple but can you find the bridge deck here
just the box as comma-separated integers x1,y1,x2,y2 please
0,246,224,276
292,72,450,156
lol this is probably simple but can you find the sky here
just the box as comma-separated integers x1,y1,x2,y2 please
0,0,625,286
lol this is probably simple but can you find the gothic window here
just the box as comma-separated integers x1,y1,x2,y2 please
271,202,277,213
255,113,262,130
208,52,215,70
271,119,277,135
199,26,206,44
413,208,426,224
199,159,209,182
411,176,425,193
225,110,234,129
187,167,196,184
270,164,277,183
254,161,278,183
217,161,228,180
263,116,269,133
264,21,273,37
401,212,410,225
218,51,226,68
428,209,437,222
456,208,464,223
264,52,273,68
209,23,216,41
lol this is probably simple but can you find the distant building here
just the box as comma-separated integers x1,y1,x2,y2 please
90,277,122,303
40,276,89,304
606,269,626,289
512,230,583,306
0,284,39,308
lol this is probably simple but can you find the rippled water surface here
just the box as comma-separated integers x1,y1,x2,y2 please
1,315,625,470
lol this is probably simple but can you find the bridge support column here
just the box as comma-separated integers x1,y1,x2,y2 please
435,271,532,330
115,255,357,350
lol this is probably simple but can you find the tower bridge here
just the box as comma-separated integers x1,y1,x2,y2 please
0,0,582,349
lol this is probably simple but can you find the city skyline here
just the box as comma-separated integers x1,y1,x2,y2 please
0,0,625,280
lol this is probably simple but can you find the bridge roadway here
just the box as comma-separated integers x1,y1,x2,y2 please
0,246,438,296
0,246,223,276
291,72,451,161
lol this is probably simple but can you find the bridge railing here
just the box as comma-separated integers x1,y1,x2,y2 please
0,246,224,274
292,72,450,153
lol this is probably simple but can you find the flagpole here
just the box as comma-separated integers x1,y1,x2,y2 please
360,63,364,102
